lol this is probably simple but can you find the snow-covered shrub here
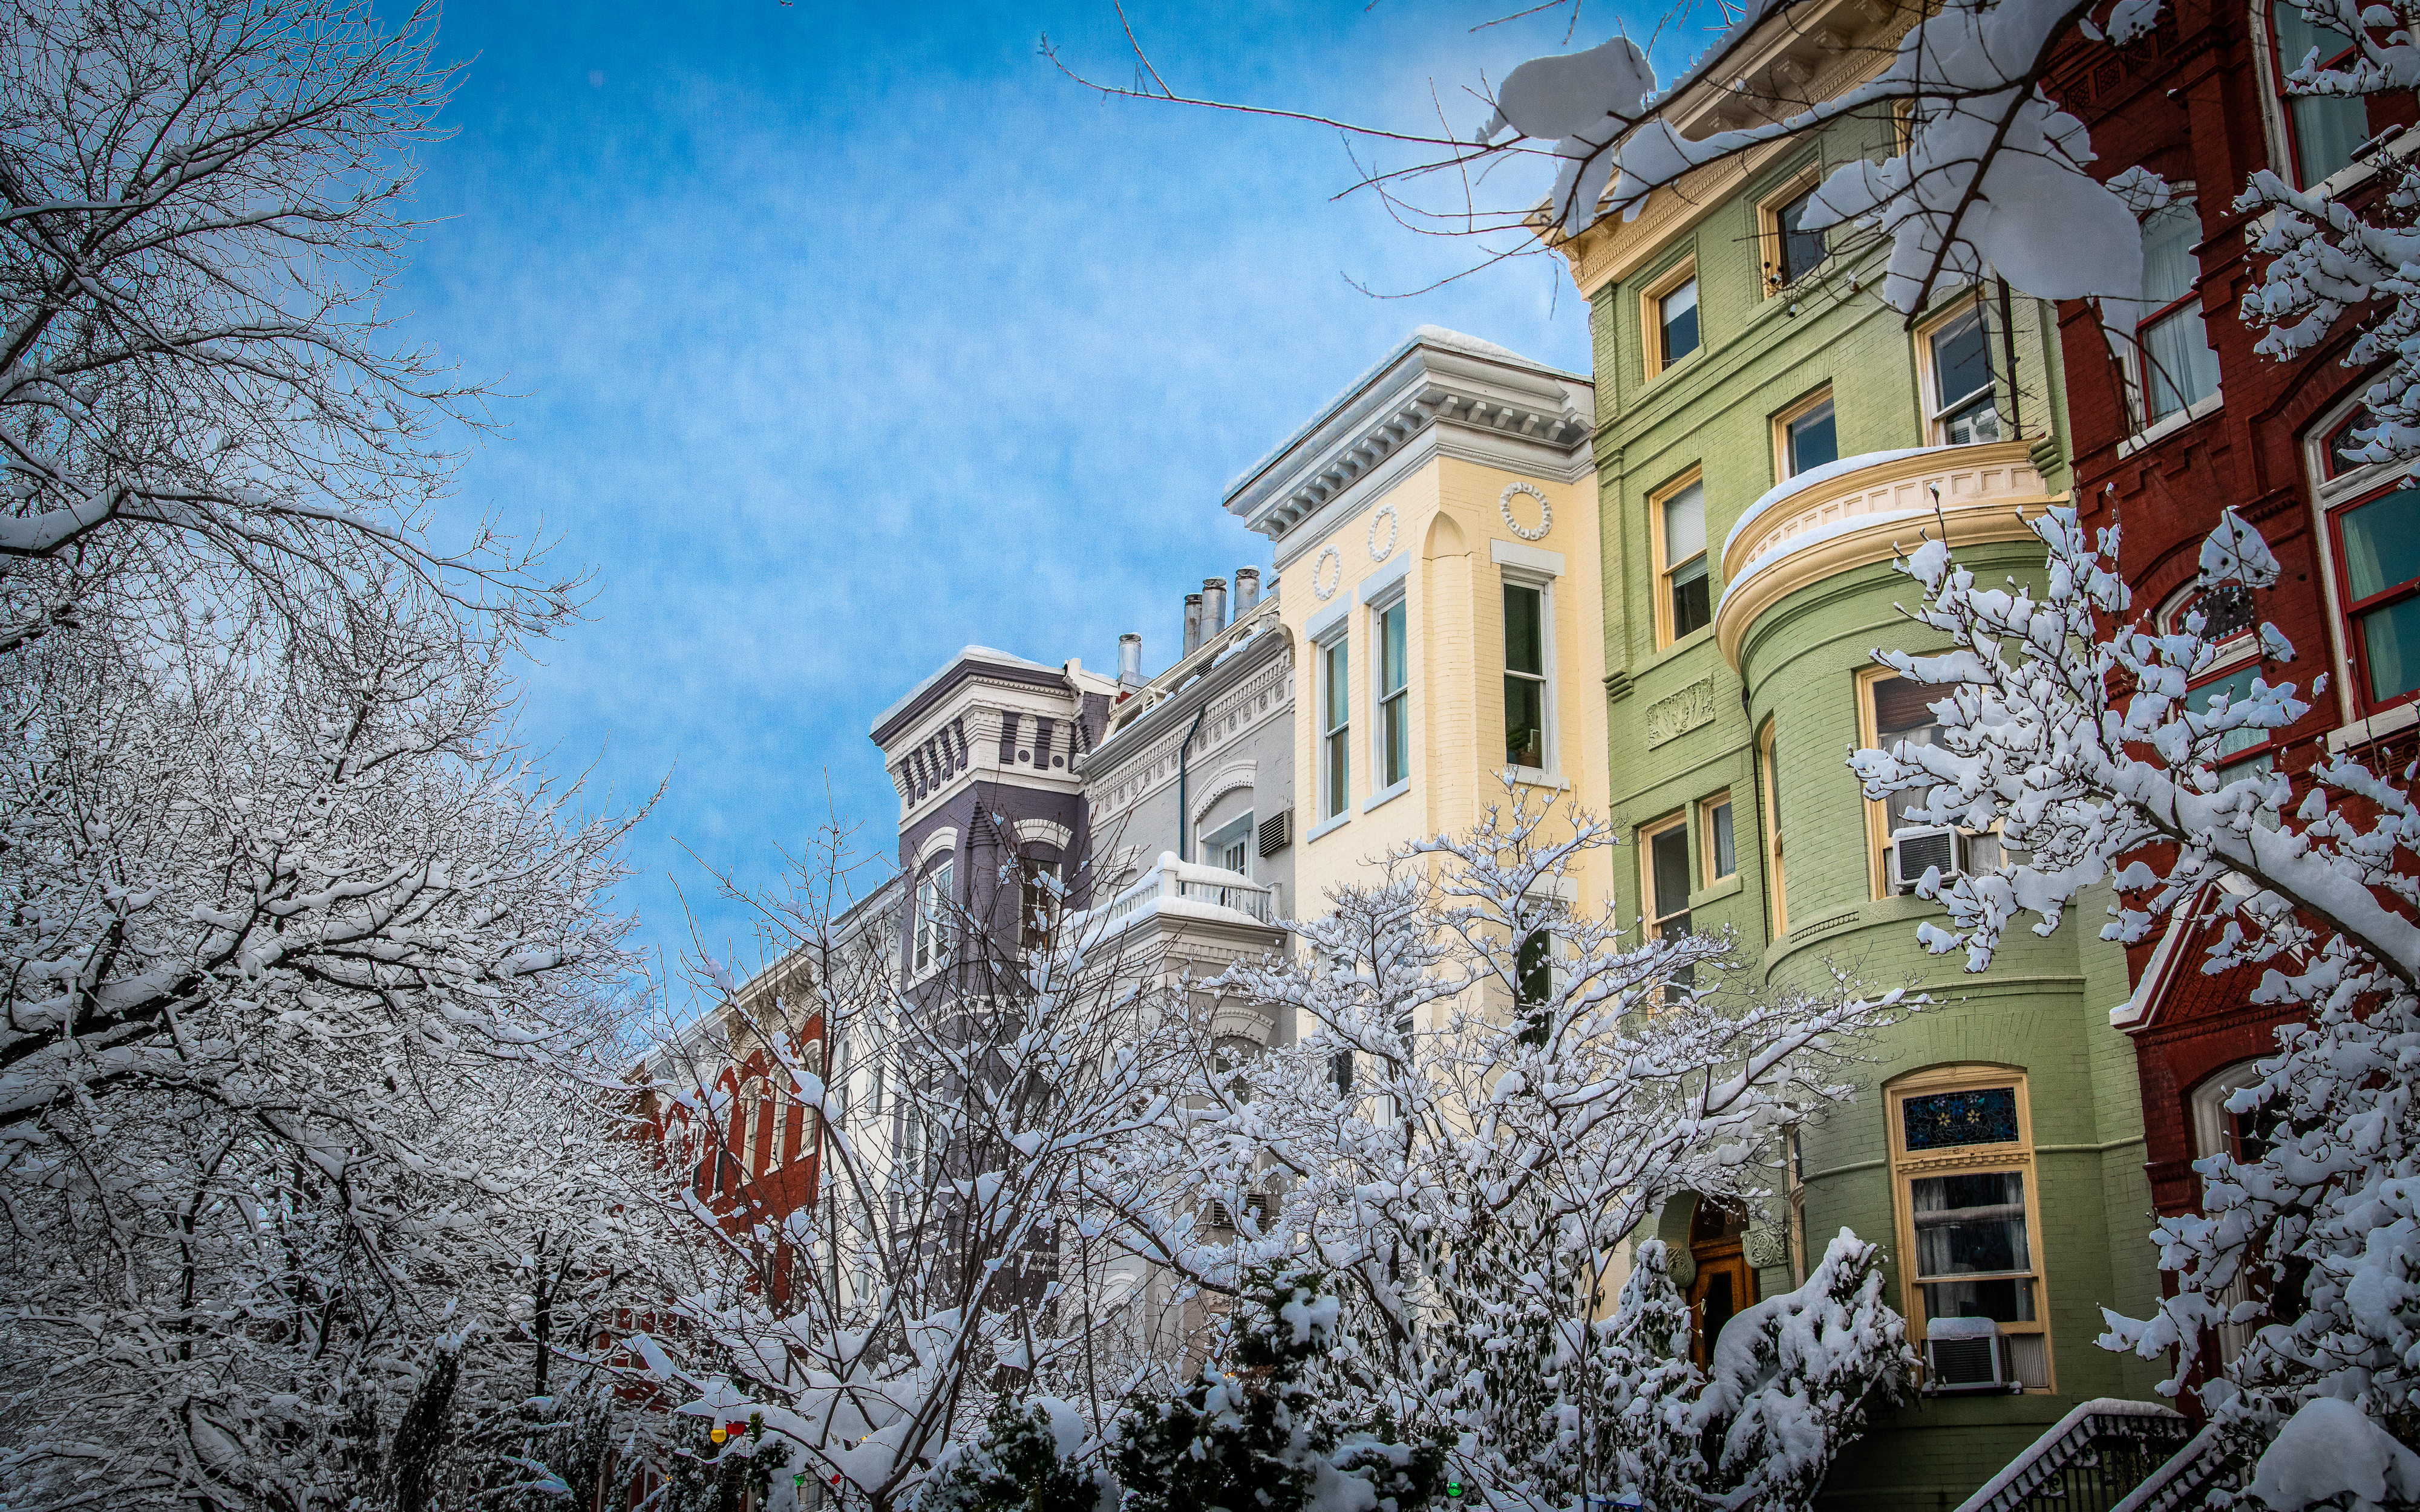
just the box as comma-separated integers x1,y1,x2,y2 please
1108,1272,1448,1512
1849,507,2420,1497
919,1396,1113,1512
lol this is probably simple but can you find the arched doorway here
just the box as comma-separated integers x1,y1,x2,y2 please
1689,1199,1756,1367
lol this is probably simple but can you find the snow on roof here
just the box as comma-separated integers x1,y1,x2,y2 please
869,645,1063,737
1720,446,1951,564
1221,326,1584,501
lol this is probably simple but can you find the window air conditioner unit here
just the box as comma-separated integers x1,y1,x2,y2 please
1925,1317,2023,1394
1889,825,1962,893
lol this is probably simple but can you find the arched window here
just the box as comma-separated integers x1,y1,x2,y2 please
1887,1065,2053,1390
2265,0,2373,187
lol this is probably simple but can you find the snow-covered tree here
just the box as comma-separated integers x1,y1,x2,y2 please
0,0,577,659
0,5,663,1507
1846,506,2420,1500
0,602,659,1510
1097,783,1919,1508
633,828,1194,1512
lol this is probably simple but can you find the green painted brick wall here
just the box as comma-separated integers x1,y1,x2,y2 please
1583,103,2162,1512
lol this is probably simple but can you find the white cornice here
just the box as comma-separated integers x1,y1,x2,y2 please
1225,331,1592,546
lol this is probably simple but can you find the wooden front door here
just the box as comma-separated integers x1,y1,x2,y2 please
1688,1199,1757,1367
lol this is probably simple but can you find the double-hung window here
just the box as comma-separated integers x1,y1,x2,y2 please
1375,597,1410,790
2137,200,2221,424
1320,636,1351,820
1661,278,1701,365
1769,183,1828,290
1503,582,1549,769
1889,1069,2051,1389
1644,260,1702,379
2332,484,2420,709
1778,389,1839,478
1865,672,1961,895
1018,856,1059,952
1924,303,2002,445
2268,0,2372,187
1642,815,1693,1005
1655,476,1712,645
1702,792,1737,884
913,859,953,974
1759,722,1788,933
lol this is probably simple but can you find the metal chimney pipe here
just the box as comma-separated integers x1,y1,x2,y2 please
1183,593,1203,657
1234,568,1261,614
1118,633,1143,684
1202,578,1228,638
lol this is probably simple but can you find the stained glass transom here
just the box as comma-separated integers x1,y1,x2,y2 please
1903,1087,2019,1151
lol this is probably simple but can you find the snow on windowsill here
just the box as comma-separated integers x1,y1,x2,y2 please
2116,389,2222,460
2246,125,2420,241
2326,699,2419,753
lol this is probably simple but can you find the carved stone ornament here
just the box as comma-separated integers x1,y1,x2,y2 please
1312,544,1344,601
1499,481,1552,541
1368,504,1400,561
1646,677,1719,746
1742,1227,1787,1270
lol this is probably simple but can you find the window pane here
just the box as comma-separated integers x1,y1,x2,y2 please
1323,640,1349,731
1670,556,1712,639
2358,596,2420,703
1380,602,1407,696
1661,278,1701,364
1506,674,1546,769
1944,394,2002,445
1912,1171,2032,1277
2144,304,2222,421
1382,691,1408,786
1516,928,1551,1008
1504,584,1543,676
1710,800,1736,878
1778,187,1826,284
1787,399,1838,476
2326,405,2378,476
2140,200,2201,307
1923,1277,2036,1325
1932,307,1994,412
1324,730,1349,817
1652,824,1692,921
1663,481,1708,564
2290,93,2372,185
2341,487,2420,602
2194,664,2272,760
1903,1086,2020,1149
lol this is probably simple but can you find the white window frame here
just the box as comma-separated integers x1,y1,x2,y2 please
2133,196,2223,428
912,858,953,977
1641,256,1702,380
1500,567,1558,781
2307,389,2405,726
1318,628,1352,825
1367,587,1411,808
1919,298,2004,446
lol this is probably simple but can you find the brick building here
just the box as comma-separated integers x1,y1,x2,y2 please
2044,0,2419,1257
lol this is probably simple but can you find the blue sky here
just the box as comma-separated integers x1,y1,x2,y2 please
396,0,1706,999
